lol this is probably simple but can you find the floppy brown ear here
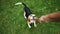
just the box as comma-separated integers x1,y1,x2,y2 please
28,16,30,21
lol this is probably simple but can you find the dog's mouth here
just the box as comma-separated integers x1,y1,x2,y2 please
30,19,35,23
29,16,36,22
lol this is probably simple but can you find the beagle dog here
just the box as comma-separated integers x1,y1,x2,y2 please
15,2,38,28
39,12,60,23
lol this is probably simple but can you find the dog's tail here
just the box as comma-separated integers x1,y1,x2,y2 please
15,2,32,14
15,2,26,7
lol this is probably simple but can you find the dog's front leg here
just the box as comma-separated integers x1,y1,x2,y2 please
34,21,37,27
27,21,31,28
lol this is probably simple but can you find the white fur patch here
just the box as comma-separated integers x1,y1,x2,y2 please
29,16,35,23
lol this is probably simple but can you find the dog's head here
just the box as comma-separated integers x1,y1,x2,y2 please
31,14,38,20
28,14,38,21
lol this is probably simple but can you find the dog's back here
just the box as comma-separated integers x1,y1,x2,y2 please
24,6,32,18
22,2,32,18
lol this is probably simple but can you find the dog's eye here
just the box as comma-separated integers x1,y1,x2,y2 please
31,19,33,20
33,16,36,18
33,16,36,17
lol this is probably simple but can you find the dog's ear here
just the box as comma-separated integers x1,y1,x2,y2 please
28,17,30,20
28,15,31,21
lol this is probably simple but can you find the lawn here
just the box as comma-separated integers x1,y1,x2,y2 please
0,0,60,34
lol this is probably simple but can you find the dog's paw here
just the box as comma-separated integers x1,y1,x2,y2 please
34,24,37,27
29,26,31,28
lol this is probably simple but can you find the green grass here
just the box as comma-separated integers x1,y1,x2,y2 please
0,0,60,34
